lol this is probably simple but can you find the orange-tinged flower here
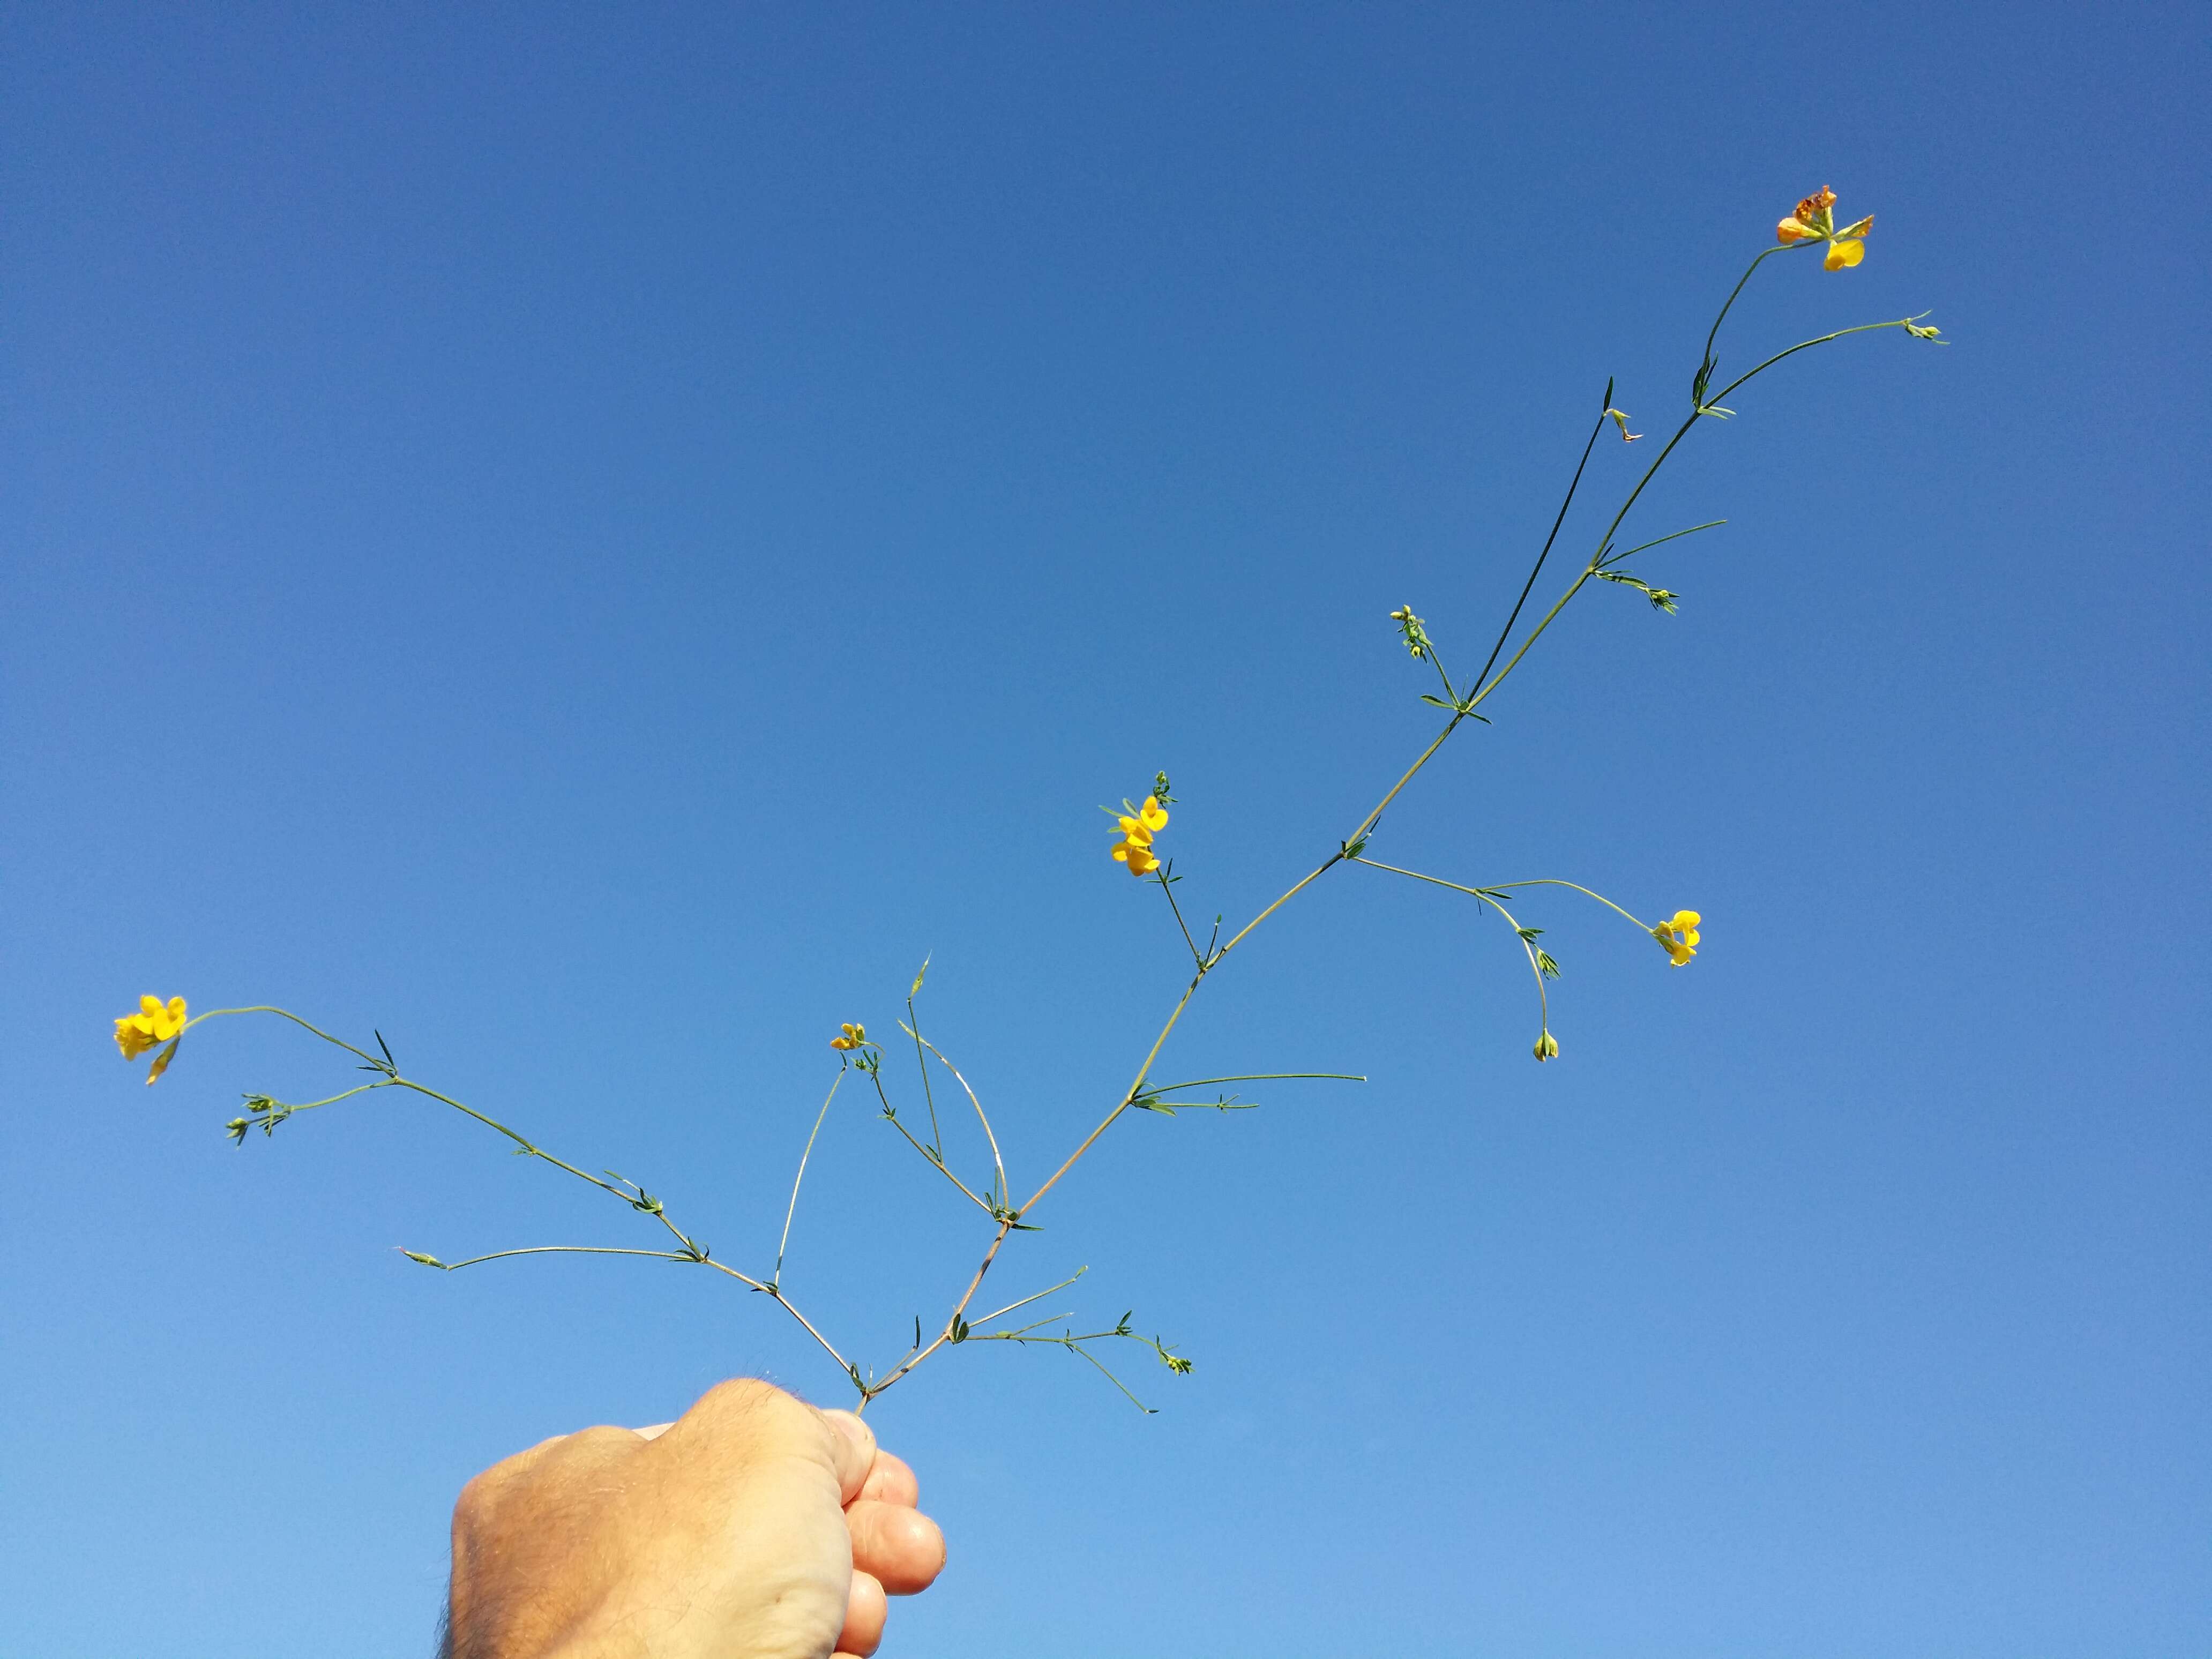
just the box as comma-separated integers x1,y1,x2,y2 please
1776,186,1872,271
829,1022,868,1051
1651,910,1701,967
115,993,186,1059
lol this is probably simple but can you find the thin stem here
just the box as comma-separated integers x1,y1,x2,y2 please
862,1216,1019,1408
1468,404,1609,698
1352,857,1554,1028
906,995,944,1156
1700,242,1812,388
1424,640,1460,707
1213,708,1467,966
244,1081,393,1117
971,1267,1089,1329
775,1069,846,1284
1709,317,1922,407
1357,862,1656,936
390,1079,633,1204
1019,972,1202,1216
1479,891,1552,1033
1142,1072,1367,1093
698,1258,853,1373
183,1006,386,1068
870,1067,995,1213
1156,868,1206,968
436,1245,694,1271
1600,520,1727,570
1482,878,1652,932
902,1026,1007,1208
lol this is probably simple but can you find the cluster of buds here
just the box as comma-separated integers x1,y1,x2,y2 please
1388,604,1434,661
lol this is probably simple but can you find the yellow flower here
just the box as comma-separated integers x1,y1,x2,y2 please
115,993,187,1059
1651,910,1701,967
829,1022,868,1051
1112,836,1161,877
1776,185,1872,271
1533,1030,1560,1062
1110,795,1169,877
1604,406,1642,442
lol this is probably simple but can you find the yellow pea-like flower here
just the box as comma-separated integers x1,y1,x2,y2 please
1117,796,1169,844
830,1022,868,1051
114,993,187,1059
1112,836,1161,877
1651,910,1702,967
1110,795,1169,877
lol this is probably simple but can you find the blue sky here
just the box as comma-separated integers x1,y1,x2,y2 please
4,2,2206,1654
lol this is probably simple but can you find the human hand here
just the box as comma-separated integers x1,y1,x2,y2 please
445,1378,945,1658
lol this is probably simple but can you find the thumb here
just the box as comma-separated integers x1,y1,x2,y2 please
816,1408,877,1505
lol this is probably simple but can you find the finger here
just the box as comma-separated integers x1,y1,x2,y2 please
855,1449,918,1507
817,1408,877,1505
845,1498,946,1595
835,1567,887,1656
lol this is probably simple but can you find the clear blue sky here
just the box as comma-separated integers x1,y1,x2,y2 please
4,3,2206,1654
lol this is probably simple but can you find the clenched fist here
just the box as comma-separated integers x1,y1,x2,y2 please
445,1379,945,1658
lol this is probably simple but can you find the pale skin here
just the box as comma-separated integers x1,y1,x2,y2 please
445,1379,946,1659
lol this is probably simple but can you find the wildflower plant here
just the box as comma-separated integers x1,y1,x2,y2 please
114,189,1942,1415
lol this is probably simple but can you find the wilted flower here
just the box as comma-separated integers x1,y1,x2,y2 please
1775,185,1872,271
1604,406,1642,442
1652,909,1702,966
1533,1030,1560,1062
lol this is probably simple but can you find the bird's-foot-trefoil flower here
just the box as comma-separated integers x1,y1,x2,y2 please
1111,795,1169,877
1533,1030,1560,1062
830,1022,868,1051
1604,406,1642,441
115,993,188,1084
1651,910,1701,966
1776,186,1872,270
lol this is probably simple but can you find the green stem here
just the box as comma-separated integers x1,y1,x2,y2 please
775,1069,846,1284
1708,316,1924,407
902,1026,1007,1208
1141,1072,1367,1093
